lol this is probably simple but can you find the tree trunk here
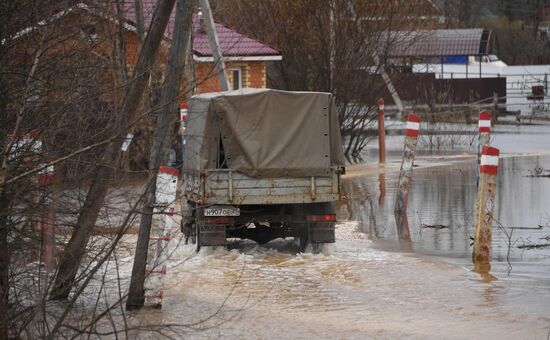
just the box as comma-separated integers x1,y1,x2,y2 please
50,0,177,300
134,0,145,48
0,191,10,339
115,0,128,84
0,42,44,338
0,84,8,340
126,0,193,310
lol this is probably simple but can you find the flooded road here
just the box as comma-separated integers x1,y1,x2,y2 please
137,233,547,339
130,155,550,339
337,154,550,337
342,154,550,270
125,124,550,339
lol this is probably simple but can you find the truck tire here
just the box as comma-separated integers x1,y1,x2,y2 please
297,229,309,252
181,220,196,245
181,204,196,245
195,222,201,252
290,202,335,253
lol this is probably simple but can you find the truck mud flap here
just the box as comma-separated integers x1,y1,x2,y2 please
198,225,226,246
309,223,335,243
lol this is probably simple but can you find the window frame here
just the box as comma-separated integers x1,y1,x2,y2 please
230,67,243,90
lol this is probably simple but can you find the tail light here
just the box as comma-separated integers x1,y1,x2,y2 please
204,216,236,225
306,214,336,222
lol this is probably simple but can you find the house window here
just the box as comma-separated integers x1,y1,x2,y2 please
230,67,243,90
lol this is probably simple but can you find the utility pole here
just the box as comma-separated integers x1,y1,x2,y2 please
373,54,404,119
200,0,230,91
51,0,178,300
127,0,193,310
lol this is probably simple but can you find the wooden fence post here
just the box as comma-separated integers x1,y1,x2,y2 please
377,98,386,164
394,113,421,240
472,146,499,272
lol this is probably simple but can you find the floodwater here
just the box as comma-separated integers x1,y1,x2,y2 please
122,123,550,339
134,227,550,339
360,119,550,162
342,154,550,272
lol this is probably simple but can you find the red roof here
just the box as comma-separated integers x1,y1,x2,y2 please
123,1,281,58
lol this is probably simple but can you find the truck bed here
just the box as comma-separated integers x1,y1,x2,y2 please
183,169,340,205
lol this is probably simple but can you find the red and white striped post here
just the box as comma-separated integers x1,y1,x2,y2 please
144,166,179,307
180,103,188,125
377,98,386,164
473,146,499,271
394,113,421,241
478,111,491,165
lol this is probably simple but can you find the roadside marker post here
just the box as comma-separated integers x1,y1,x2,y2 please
473,146,499,271
144,166,179,307
394,113,421,240
377,98,386,164
478,111,491,166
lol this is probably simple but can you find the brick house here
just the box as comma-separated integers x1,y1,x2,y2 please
123,1,282,94
9,1,281,169
13,1,281,97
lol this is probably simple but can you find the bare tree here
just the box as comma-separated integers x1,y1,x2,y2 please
213,0,440,161
1,0,255,332
51,0,177,300
0,0,137,335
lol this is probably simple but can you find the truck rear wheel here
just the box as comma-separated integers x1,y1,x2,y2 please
291,202,336,253
195,223,201,252
297,229,309,252
182,220,196,245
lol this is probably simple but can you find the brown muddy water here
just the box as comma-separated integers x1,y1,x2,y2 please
16,124,550,338
119,156,550,339
338,153,550,334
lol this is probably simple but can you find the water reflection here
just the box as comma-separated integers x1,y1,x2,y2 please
378,172,386,206
394,210,412,242
341,154,550,279
473,262,496,282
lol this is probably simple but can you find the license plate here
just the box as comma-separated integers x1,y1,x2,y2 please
204,206,240,217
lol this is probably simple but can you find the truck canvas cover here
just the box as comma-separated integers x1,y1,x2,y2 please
184,88,345,178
